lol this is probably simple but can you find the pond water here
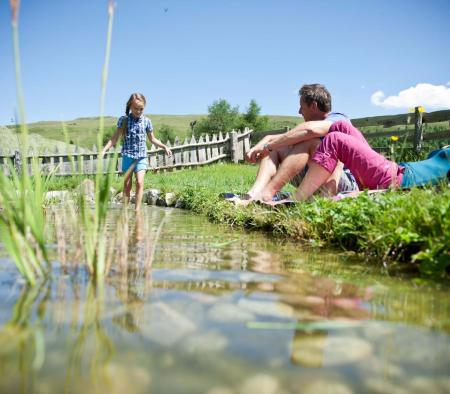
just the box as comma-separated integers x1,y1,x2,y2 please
0,206,449,394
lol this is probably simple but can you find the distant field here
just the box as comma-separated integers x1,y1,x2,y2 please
4,110,449,149
5,114,301,148
0,125,83,152
358,120,449,134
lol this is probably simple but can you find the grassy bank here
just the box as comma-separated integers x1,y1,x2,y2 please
46,163,449,277
146,164,449,277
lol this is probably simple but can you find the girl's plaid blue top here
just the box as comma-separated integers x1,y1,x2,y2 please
118,115,153,159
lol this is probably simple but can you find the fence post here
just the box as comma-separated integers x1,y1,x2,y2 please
230,130,238,163
14,150,22,174
413,106,423,153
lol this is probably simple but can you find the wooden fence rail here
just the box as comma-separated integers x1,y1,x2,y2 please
256,106,449,154
0,128,252,176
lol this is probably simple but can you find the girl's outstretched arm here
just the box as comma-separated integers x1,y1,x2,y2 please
148,133,172,156
101,127,123,156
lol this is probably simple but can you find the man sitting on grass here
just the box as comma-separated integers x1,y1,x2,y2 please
240,84,358,204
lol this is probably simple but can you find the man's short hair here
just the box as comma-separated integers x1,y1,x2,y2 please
299,84,332,113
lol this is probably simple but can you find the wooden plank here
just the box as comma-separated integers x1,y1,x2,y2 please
183,137,190,164
189,135,197,163
197,135,206,163
211,134,219,159
173,138,182,165
219,132,225,156
149,144,157,169
165,140,174,167
204,134,211,160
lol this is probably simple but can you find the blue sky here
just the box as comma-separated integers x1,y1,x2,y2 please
1,0,449,125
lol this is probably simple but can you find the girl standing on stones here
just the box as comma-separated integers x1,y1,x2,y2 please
102,93,172,210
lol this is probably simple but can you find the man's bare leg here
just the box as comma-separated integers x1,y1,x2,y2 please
259,139,322,202
295,162,332,201
245,150,280,199
318,162,344,197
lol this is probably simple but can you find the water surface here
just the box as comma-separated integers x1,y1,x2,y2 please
0,206,449,394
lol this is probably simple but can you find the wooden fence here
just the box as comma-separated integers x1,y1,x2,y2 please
0,128,252,176
258,108,450,154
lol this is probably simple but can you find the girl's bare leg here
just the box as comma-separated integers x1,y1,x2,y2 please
134,170,146,211
123,171,133,205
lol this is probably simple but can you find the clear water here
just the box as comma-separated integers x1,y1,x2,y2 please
0,206,449,394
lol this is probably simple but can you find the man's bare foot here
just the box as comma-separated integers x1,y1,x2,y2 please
260,188,277,203
225,193,255,206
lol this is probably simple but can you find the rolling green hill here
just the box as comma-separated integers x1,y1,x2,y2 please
4,109,449,149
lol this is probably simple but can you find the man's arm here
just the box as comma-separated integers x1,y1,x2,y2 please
246,120,332,163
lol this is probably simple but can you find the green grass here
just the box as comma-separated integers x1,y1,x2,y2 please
45,162,450,277
143,164,449,277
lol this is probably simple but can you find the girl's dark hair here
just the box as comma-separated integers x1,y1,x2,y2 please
299,84,332,113
125,93,147,115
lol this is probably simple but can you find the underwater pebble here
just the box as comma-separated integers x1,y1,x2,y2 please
141,302,196,346
182,330,228,353
237,298,294,319
207,387,235,394
365,378,410,394
291,334,373,367
106,363,152,394
208,303,255,322
238,374,279,394
407,376,448,393
299,380,354,394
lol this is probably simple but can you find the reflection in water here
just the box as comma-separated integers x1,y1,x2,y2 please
0,206,449,393
64,281,114,393
0,280,49,393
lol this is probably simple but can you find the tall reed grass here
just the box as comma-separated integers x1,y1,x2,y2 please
0,0,52,285
79,0,118,284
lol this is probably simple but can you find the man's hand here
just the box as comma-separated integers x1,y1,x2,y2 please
245,143,269,163
164,147,173,157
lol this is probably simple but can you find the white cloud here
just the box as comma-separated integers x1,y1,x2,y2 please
447,81,450,86
371,83,450,110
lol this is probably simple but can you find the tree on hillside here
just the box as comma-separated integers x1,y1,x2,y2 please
156,124,177,144
238,99,268,131
194,99,240,138
194,98,269,138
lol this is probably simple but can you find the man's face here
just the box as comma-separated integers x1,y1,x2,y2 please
298,97,314,121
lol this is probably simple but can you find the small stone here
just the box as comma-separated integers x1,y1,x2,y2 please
182,330,228,353
45,190,70,203
300,380,354,394
164,192,177,207
291,334,372,367
208,303,255,323
239,374,279,394
143,188,161,205
207,387,235,394
238,298,294,319
174,199,186,209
